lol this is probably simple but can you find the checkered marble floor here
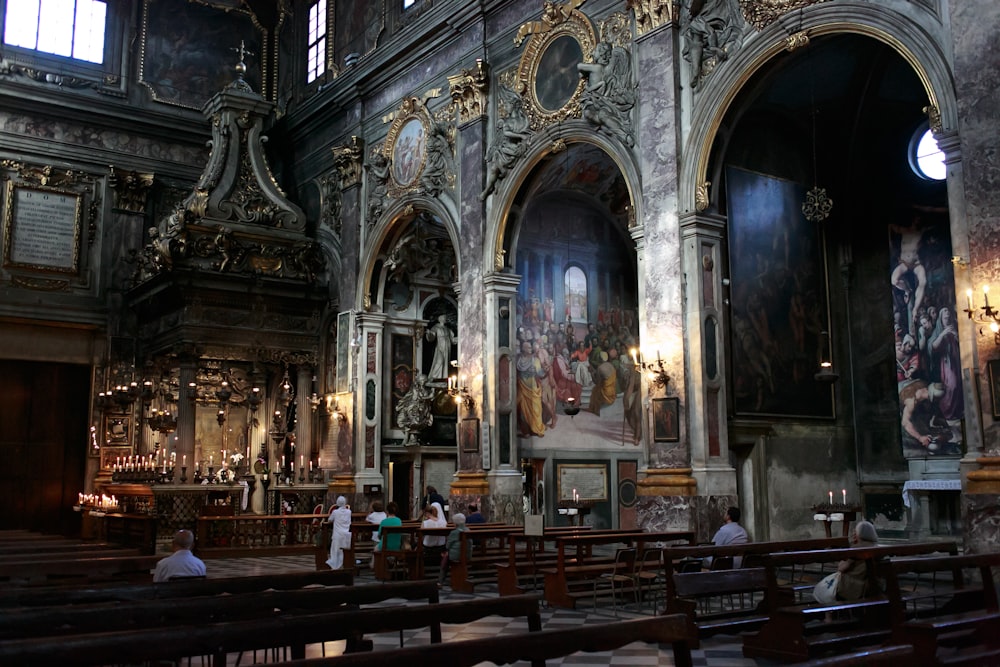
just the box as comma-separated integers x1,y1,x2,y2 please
205,554,760,666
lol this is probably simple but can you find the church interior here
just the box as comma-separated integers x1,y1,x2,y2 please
2,0,999,563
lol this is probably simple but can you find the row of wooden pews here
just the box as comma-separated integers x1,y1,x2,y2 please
0,529,160,585
0,557,697,666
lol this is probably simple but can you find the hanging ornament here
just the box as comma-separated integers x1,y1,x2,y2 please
802,186,833,222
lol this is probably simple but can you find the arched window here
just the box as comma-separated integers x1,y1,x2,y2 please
564,266,587,323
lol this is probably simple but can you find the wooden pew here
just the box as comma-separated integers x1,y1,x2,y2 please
542,530,695,609
0,568,354,607
495,527,626,596
447,525,522,592
879,551,1000,666
742,541,958,662
262,613,696,667
0,593,544,666
0,579,437,640
658,537,850,643
0,553,162,585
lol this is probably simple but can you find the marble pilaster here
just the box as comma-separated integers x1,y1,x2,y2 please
634,16,691,476
174,359,197,485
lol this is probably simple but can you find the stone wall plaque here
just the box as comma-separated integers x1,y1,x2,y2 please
557,463,607,502
3,184,81,274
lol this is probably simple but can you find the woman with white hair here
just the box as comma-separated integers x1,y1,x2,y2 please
837,520,879,600
326,495,353,570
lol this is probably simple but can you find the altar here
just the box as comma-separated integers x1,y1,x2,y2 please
902,479,962,538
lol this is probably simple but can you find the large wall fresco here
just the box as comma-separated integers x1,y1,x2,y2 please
889,209,963,459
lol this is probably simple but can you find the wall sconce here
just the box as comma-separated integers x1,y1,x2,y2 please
247,386,262,413
448,375,476,412
965,286,1000,344
629,348,670,390
814,330,839,384
186,381,199,402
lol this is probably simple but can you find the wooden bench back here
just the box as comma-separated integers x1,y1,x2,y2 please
0,593,543,665
0,568,354,607
662,536,849,564
261,613,695,667
0,579,436,639
0,553,162,584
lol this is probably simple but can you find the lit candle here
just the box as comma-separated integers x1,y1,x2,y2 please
309,461,313,471
300,455,304,469
828,490,833,504
842,489,847,505
282,455,285,468
210,455,213,466
182,455,186,467
318,456,321,468
967,288,974,311
631,348,639,365
984,284,991,309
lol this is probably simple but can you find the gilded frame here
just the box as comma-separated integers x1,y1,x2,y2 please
651,397,680,442
3,183,82,275
383,97,433,196
514,9,597,130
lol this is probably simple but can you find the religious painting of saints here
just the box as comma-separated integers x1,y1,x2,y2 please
725,166,834,418
651,398,680,442
888,207,962,458
391,118,426,187
140,0,263,110
100,446,131,472
460,418,480,453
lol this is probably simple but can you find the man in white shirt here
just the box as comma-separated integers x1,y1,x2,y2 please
153,529,206,582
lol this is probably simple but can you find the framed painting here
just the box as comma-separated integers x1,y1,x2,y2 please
390,116,426,187
103,415,131,447
651,397,680,442
460,417,480,453
725,166,834,418
139,0,264,109
100,446,132,472
3,184,82,274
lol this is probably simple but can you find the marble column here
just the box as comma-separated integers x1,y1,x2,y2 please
632,17,696,533
174,359,197,485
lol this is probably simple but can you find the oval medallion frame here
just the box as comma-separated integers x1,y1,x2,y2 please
515,9,597,130
383,98,434,194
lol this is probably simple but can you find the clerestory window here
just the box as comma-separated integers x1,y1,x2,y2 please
3,0,106,64
306,0,326,84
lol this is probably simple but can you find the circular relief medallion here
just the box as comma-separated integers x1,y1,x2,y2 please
391,117,426,187
618,479,637,508
534,34,584,112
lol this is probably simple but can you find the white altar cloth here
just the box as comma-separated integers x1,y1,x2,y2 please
902,479,961,508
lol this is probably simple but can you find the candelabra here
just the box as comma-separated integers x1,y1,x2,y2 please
447,374,475,411
629,348,670,390
180,466,188,483
965,286,1000,344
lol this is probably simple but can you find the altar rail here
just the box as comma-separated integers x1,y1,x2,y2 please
196,514,325,558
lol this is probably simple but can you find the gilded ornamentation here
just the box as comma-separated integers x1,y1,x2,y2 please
695,181,711,211
481,84,532,201
0,62,99,89
550,138,568,153
801,186,833,222
627,0,674,36
383,97,438,198
448,59,489,124
10,275,70,291
108,165,154,214
495,248,507,271
740,0,829,31
1,160,89,187
681,0,745,90
513,2,598,130
923,104,942,134
332,136,364,189
599,11,633,48
785,31,809,51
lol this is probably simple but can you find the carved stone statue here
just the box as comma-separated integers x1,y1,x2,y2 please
420,120,451,197
578,41,636,147
481,85,532,200
425,314,455,380
396,373,435,445
681,0,745,89
367,152,390,223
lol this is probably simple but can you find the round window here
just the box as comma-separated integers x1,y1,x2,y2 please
910,126,945,181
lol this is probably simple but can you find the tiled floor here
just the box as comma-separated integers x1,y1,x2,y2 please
204,554,761,666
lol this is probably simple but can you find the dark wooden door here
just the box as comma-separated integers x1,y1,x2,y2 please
0,360,89,534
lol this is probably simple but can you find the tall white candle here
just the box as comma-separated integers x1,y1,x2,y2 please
842,489,846,505
828,490,833,504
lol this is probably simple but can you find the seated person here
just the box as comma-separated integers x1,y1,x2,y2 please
465,504,486,524
153,529,206,582
837,520,879,600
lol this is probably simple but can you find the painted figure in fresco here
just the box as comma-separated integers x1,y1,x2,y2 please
889,215,932,337
929,307,963,420
587,351,617,416
899,380,948,452
534,340,558,429
426,314,455,381
396,373,434,445
516,340,547,437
